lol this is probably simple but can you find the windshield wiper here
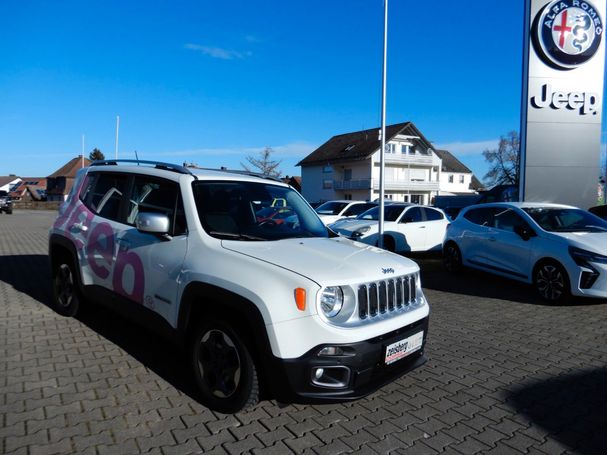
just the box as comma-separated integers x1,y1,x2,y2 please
209,231,266,241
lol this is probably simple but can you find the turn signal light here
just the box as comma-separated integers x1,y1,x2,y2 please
294,288,306,311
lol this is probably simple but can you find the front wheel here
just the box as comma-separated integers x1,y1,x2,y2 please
191,320,259,413
534,261,570,303
52,260,81,316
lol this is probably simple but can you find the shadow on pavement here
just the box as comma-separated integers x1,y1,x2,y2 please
507,368,607,455
0,253,202,402
0,254,53,305
414,256,599,306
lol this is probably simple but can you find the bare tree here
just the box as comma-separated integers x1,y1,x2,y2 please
89,148,105,161
241,146,282,177
482,131,520,186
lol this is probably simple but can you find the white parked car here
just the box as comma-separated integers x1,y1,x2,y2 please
49,160,429,413
330,204,449,253
315,200,377,225
443,202,607,302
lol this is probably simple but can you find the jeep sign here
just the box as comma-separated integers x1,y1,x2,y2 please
520,0,605,208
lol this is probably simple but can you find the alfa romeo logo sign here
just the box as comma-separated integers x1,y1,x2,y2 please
534,0,603,69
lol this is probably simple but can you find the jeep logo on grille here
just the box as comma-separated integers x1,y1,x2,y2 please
382,267,395,274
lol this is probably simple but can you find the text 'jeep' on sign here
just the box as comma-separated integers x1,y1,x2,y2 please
48,160,429,413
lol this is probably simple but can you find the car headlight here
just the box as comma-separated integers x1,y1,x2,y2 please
320,286,344,317
352,226,371,238
569,246,607,266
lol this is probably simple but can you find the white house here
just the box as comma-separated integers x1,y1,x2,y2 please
434,149,482,195
0,176,22,193
298,122,442,205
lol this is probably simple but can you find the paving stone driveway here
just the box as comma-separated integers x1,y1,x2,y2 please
1,210,606,455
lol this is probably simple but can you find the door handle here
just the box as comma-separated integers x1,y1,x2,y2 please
72,222,88,232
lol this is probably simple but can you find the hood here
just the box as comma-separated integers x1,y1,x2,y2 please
221,237,417,285
550,231,607,254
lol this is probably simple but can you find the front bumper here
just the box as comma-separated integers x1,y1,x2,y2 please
268,316,429,403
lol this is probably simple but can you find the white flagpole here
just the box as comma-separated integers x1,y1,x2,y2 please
81,134,85,167
378,0,388,248
115,115,120,160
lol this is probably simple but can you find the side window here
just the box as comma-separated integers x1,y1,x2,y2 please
463,208,493,226
127,176,187,236
423,208,444,221
83,173,129,222
493,208,528,233
401,207,423,223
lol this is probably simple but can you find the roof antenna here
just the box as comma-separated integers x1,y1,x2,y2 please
134,150,139,163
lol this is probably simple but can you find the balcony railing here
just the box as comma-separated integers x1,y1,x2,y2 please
381,154,436,165
333,179,439,192
372,179,440,192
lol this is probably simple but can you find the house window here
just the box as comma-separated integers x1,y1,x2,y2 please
448,175,454,183
344,169,352,181
345,194,352,200
385,143,396,153
401,144,410,154
323,179,333,189
323,165,333,173
459,175,465,184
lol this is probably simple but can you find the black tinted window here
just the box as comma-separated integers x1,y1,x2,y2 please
464,208,493,226
127,176,187,236
401,207,422,223
84,173,129,222
343,203,376,217
423,208,444,221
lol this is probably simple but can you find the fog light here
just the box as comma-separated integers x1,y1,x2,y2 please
314,368,324,380
310,366,351,388
318,346,343,356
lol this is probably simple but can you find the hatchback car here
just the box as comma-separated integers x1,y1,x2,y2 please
315,200,377,225
443,202,607,302
330,204,449,253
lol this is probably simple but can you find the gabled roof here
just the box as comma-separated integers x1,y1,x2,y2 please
434,149,473,174
0,176,21,187
48,156,91,178
470,175,483,190
297,122,434,167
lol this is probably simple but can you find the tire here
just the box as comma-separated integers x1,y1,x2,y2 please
534,260,570,303
52,259,81,317
191,320,259,413
6,209,12,214
443,242,463,273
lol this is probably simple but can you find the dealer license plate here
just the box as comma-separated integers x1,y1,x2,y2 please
384,331,424,365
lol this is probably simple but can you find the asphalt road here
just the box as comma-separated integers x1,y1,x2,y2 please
1,210,606,455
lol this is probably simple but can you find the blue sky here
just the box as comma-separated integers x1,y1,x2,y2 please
0,1,604,181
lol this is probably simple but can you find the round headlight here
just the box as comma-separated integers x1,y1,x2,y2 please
320,286,344,318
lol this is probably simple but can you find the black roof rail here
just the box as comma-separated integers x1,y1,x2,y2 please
90,159,198,179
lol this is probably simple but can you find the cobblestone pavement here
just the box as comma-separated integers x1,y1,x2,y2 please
1,210,606,455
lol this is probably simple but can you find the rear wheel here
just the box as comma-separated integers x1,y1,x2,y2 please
534,261,570,303
52,260,81,316
443,242,462,273
191,320,259,413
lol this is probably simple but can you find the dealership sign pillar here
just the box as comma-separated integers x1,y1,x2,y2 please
520,0,605,208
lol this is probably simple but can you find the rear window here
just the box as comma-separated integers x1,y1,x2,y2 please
463,208,493,226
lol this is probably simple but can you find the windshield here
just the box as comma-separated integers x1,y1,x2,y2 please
357,205,405,222
192,181,328,240
315,201,348,215
523,207,607,233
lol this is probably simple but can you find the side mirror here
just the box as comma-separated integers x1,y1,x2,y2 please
514,224,535,241
136,212,170,235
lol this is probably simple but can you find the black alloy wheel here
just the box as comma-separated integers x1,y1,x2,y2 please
52,261,81,316
443,243,462,273
192,321,259,413
534,261,570,303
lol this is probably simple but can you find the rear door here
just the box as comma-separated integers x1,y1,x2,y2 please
458,207,495,266
396,207,427,251
421,207,449,251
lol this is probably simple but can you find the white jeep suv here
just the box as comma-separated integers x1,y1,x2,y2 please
49,160,429,413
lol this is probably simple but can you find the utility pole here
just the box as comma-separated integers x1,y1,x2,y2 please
378,0,388,248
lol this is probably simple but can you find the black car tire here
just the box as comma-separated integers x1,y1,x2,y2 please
52,259,82,317
443,242,463,273
191,320,259,413
533,260,570,303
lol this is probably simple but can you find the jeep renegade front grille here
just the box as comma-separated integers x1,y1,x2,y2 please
358,275,417,320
